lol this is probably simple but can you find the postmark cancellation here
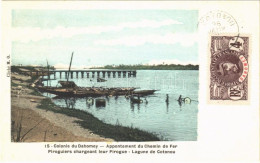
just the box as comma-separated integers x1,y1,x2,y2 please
209,35,249,103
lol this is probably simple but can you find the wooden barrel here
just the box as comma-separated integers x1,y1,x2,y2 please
95,99,106,107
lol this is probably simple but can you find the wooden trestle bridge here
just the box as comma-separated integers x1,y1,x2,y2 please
22,70,137,79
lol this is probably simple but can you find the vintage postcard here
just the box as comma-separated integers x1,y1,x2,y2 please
0,1,259,163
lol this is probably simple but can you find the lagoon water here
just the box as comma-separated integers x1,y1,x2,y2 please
43,70,198,141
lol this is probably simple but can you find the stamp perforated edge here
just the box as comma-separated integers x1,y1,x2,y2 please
207,33,251,105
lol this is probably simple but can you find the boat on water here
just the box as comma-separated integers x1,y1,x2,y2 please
132,90,157,96
37,81,156,97
97,77,107,82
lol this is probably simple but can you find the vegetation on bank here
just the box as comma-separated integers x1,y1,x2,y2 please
11,66,55,74
37,98,160,141
91,64,199,70
29,87,42,96
25,76,39,82
11,66,45,83
11,81,19,87
11,66,37,72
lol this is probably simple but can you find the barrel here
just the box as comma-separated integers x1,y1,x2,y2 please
95,99,106,107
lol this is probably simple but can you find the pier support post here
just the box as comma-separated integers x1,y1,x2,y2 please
107,71,111,78
71,72,73,78
54,72,56,79
76,72,79,78
81,72,84,78
102,71,106,78
113,72,116,78
87,73,89,78
123,72,126,78
97,72,100,77
92,72,95,78
118,71,121,78
60,72,62,79
133,71,137,77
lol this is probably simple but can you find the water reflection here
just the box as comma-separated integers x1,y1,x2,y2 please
105,96,110,102
64,97,76,109
166,94,169,113
130,102,140,112
144,98,148,105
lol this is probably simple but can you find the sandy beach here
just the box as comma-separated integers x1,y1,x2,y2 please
11,73,113,142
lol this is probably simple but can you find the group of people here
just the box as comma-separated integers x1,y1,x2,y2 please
165,94,185,107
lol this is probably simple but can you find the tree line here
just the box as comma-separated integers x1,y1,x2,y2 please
92,64,199,70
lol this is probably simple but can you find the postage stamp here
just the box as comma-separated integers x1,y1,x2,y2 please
209,35,249,102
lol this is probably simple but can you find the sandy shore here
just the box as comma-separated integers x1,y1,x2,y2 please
11,73,113,142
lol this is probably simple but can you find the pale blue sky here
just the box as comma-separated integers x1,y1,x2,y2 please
11,10,198,67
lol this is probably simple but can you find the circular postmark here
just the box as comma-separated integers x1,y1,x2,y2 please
198,10,239,35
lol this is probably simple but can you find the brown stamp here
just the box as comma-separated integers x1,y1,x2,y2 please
209,35,249,103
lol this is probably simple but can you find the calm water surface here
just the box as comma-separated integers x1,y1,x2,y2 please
43,70,198,141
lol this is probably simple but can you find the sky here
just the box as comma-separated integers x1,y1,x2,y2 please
11,10,198,68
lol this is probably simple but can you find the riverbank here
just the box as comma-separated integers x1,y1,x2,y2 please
11,71,159,142
37,98,159,141
11,73,112,142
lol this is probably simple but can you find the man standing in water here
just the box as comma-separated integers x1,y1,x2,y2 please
178,95,182,102
178,95,182,107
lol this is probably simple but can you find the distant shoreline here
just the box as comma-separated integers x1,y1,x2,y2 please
89,64,199,70
11,65,199,71
88,68,199,70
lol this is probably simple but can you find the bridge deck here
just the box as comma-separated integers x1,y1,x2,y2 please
19,69,137,78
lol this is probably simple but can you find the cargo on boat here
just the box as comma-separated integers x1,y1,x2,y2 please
36,81,156,97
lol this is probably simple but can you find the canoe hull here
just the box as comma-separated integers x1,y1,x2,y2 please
37,86,156,97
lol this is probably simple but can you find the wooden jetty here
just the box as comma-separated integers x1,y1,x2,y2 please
33,52,146,97
22,69,137,79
